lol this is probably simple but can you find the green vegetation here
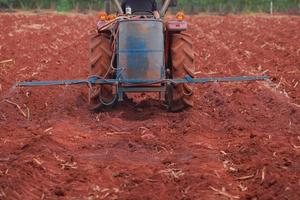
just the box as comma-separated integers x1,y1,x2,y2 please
0,0,104,11
0,0,299,13
178,0,300,13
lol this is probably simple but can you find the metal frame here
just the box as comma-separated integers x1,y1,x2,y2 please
113,0,123,14
111,0,173,17
16,74,269,102
17,75,269,87
160,0,171,16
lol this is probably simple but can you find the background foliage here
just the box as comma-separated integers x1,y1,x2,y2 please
179,0,300,13
0,0,299,13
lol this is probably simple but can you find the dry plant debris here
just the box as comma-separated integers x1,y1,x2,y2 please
209,186,240,199
5,100,27,118
0,59,13,65
159,168,185,179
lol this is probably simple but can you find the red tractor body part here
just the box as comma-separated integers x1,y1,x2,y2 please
166,20,188,32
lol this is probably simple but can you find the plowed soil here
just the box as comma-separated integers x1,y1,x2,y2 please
0,13,299,200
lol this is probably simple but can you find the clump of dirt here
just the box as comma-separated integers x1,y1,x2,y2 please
0,13,299,199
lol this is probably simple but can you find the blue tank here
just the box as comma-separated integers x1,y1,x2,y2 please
117,19,165,81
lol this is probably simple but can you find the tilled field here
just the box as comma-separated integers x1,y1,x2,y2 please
0,13,299,200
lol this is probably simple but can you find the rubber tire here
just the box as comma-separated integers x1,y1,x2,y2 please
89,32,115,110
168,32,195,112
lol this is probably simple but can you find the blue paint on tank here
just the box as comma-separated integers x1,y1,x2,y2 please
117,19,165,80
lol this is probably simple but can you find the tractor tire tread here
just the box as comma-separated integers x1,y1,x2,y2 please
89,33,114,110
169,32,195,111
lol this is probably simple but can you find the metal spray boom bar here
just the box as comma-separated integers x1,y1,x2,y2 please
16,75,269,87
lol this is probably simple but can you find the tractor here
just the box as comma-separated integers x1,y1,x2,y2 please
90,0,196,112
17,0,268,112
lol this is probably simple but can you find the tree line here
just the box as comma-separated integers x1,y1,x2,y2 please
0,0,299,13
180,0,300,13
0,0,105,11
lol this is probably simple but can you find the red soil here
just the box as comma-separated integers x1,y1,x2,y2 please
0,13,299,200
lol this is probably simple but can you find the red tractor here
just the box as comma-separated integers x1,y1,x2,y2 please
89,0,195,112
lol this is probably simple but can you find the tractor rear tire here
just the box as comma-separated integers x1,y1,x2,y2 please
89,32,115,111
168,32,195,112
